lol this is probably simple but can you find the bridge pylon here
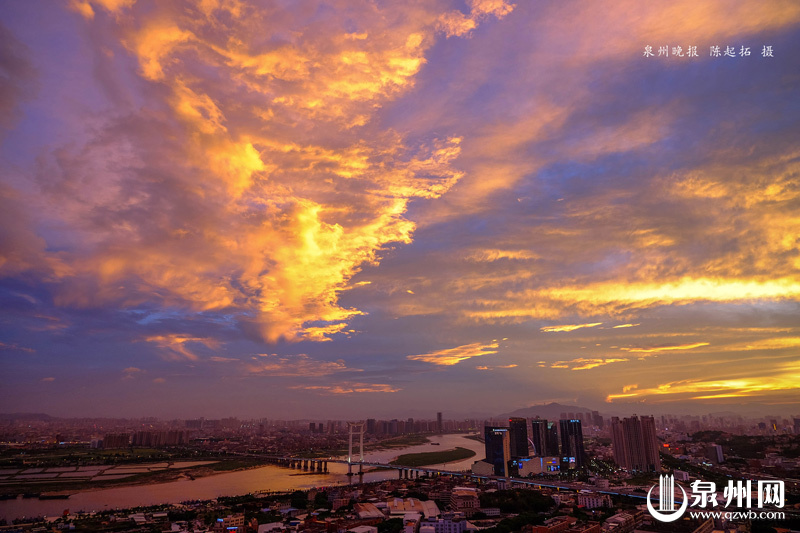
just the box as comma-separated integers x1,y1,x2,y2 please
347,421,366,470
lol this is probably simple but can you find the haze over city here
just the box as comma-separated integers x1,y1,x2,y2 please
1,0,800,420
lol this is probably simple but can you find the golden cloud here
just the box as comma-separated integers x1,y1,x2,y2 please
540,323,603,333
464,249,540,262
437,0,515,38
144,335,220,361
607,360,800,402
407,340,499,365
12,1,489,344
548,357,628,371
246,353,356,377
476,363,517,371
466,277,800,322
620,342,710,354
290,382,400,395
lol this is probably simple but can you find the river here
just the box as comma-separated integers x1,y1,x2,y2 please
0,433,484,521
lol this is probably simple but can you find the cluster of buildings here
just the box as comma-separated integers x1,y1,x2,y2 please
473,415,663,478
18,474,737,533
95,429,190,449
473,418,589,477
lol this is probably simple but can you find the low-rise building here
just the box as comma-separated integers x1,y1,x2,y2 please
603,512,635,533
576,492,611,509
450,487,479,517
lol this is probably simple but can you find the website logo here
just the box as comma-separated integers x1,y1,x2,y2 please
647,474,688,522
646,475,785,523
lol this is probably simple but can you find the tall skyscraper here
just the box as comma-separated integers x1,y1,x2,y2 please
559,419,585,469
437,412,443,433
508,417,529,458
484,426,511,477
530,418,559,456
546,421,559,456
610,415,661,472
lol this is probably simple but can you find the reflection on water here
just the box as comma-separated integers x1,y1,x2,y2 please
0,434,484,521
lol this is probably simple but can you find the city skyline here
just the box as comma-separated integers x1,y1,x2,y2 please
1,1,800,419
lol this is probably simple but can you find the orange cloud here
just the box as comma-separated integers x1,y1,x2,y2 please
607,360,800,402
290,382,400,395
407,340,499,366
246,353,356,377
476,364,517,371
621,342,710,354
547,358,628,371
70,0,137,19
144,335,220,361
19,2,475,345
541,323,603,333
437,0,515,37
466,277,800,322
464,249,540,262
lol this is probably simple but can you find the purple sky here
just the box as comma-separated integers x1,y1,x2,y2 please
1,0,799,419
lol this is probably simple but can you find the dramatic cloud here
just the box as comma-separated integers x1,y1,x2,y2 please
2,0,470,345
1,0,799,417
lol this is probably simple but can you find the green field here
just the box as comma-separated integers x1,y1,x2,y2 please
389,447,476,467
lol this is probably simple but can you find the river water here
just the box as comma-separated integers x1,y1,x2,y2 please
0,434,484,521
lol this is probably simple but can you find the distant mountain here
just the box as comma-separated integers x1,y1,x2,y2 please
0,413,53,422
500,402,598,420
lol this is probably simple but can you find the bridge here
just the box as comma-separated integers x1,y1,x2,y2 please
243,452,665,502
239,422,671,503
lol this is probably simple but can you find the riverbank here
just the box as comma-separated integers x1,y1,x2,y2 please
0,458,268,497
389,447,476,467
0,434,484,521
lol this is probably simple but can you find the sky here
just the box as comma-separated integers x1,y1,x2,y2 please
1,0,799,420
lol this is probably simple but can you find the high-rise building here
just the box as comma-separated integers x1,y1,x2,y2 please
530,419,559,457
706,444,724,465
508,417,529,458
546,421,559,456
530,419,545,456
559,419,585,469
484,426,511,477
437,412,443,433
610,415,661,472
